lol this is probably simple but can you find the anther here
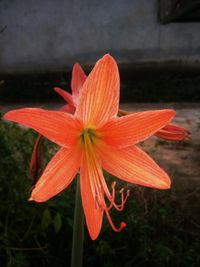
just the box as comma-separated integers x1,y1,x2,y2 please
113,188,130,212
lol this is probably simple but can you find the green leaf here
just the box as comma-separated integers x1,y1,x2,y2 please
41,208,52,230
53,212,62,233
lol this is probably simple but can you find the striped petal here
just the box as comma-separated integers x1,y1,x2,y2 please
80,154,104,240
155,123,191,141
98,109,175,148
75,54,120,126
71,63,87,104
100,146,171,189
4,108,81,147
30,146,81,202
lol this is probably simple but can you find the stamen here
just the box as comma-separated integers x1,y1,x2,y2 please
104,207,126,232
107,183,130,212
112,188,130,212
107,182,117,210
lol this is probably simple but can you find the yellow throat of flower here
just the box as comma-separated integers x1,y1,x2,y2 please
80,127,98,145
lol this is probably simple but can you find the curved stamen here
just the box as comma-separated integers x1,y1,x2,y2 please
97,179,127,232
108,186,130,212
114,188,130,211
105,181,130,212
104,207,126,232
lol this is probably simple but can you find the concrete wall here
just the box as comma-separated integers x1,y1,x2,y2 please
0,0,200,74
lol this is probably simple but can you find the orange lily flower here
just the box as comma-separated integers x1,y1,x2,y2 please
4,54,175,240
32,61,189,179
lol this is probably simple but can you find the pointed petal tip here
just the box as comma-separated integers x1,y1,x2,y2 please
87,220,102,240
165,109,176,121
3,110,17,121
168,109,176,117
159,109,176,118
159,177,171,190
155,108,176,128
32,198,46,203
3,108,38,122
103,53,111,58
90,232,99,241
73,62,81,69
97,54,118,73
93,54,116,67
101,53,115,63
54,87,62,93
152,168,171,190
3,113,8,120
29,192,47,203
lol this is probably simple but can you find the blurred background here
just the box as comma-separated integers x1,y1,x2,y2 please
0,0,200,266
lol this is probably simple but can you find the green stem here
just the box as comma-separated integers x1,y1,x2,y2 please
70,176,85,267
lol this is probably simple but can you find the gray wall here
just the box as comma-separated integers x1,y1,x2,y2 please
0,0,200,74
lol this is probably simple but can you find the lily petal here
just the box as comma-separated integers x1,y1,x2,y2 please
80,154,104,240
99,109,175,148
71,63,87,104
30,146,81,202
76,54,120,126
4,108,81,147
155,123,191,141
54,87,74,106
59,104,76,114
100,146,171,189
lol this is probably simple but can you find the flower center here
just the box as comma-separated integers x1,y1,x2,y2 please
80,127,97,145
